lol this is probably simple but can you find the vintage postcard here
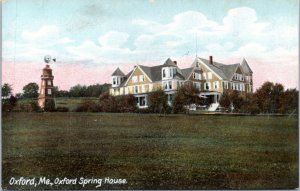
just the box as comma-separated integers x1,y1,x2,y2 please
2,0,299,190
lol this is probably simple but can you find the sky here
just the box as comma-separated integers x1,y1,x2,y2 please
3,0,299,94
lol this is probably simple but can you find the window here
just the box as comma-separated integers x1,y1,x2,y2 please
139,75,144,82
163,81,172,90
163,82,168,90
113,77,116,85
47,80,51,85
135,86,139,93
140,97,146,106
224,81,228,89
173,68,176,77
132,76,138,83
168,81,172,89
162,69,166,78
193,73,201,80
167,94,173,104
47,89,52,95
207,72,212,79
213,81,219,89
204,82,211,90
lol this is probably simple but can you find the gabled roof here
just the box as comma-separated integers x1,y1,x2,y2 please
198,58,228,80
181,67,194,79
241,58,253,74
112,57,251,86
112,67,125,76
163,58,177,67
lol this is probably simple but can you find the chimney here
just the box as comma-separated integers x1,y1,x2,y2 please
209,56,213,65
173,61,177,65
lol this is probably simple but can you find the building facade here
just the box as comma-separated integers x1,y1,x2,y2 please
109,56,253,110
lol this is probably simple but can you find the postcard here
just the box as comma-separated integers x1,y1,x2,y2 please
2,0,298,190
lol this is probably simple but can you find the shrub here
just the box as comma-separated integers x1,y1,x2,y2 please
44,99,56,112
75,100,101,112
99,92,118,112
116,94,137,113
56,107,69,112
29,100,41,112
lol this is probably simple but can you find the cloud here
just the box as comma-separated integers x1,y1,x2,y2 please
21,25,60,42
3,25,75,62
98,31,129,48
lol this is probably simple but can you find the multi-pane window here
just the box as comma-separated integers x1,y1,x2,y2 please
135,86,139,93
47,80,51,85
224,81,229,89
204,82,211,90
193,73,201,80
163,81,173,90
47,89,52,95
162,69,166,78
213,81,219,89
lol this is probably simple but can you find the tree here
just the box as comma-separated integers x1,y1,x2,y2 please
69,84,87,97
278,88,298,114
219,91,231,109
23,82,39,98
2,83,12,98
69,83,110,97
219,90,245,112
172,83,203,114
241,93,260,114
230,90,245,112
148,89,168,113
53,86,70,97
255,81,285,113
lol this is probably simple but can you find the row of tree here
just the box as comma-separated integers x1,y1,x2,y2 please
2,83,110,99
2,81,298,114
219,82,298,114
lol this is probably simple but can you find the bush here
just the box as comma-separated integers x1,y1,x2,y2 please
30,100,41,112
99,92,118,112
2,95,18,112
56,107,69,112
44,99,56,112
75,100,101,112
116,94,137,113
136,108,151,114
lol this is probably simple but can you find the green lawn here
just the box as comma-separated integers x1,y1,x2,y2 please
2,112,298,189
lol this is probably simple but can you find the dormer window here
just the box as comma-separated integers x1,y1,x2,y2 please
162,67,177,80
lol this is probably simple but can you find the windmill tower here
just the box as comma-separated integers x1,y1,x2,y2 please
38,55,56,110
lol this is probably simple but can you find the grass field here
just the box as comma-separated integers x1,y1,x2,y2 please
2,112,298,189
